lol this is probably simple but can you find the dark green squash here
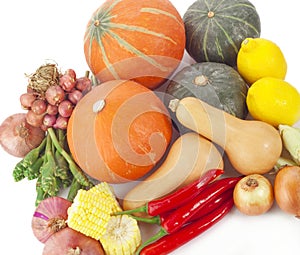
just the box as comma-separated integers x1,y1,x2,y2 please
165,62,249,120
183,0,261,67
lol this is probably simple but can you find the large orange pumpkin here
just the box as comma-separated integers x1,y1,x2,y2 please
84,0,185,89
67,80,173,183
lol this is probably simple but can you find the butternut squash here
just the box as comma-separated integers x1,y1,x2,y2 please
169,97,282,175
122,132,224,212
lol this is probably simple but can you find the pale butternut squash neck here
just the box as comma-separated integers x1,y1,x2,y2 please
170,97,236,147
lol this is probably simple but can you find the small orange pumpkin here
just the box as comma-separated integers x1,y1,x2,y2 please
67,80,173,183
83,0,185,89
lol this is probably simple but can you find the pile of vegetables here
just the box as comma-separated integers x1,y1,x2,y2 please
1,64,94,205
1,0,300,254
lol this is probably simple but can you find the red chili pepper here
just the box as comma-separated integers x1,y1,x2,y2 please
160,176,240,234
134,177,241,254
154,188,233,225
117,168,224,216
189,188,233,222
139,198,234,255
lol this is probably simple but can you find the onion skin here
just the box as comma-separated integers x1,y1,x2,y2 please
0,113,45,157
233,174,274,216
32,196,72,243
43,227,105,255
274,166,300,217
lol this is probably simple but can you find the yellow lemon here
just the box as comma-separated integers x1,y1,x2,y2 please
246,77,300,127
237,38,287,84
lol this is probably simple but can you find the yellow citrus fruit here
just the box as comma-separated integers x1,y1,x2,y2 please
246,77,300,127
237,38,287,84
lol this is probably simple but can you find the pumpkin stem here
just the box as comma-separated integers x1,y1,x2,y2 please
168,99,180,113
207,11,215,18
94,19,100,27
193,75,209,86
93,99,106,113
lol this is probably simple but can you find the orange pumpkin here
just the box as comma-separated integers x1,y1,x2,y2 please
84,0,185,89
67,80,173,183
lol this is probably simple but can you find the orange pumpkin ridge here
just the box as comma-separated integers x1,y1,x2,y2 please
84,0,185,89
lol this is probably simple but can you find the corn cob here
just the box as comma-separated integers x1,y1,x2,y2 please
67,182,122,240
100,215,142,255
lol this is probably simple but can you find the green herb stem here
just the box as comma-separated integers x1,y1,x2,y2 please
40,135,59,197
22,136,47,168
47,127,93,188
12,161,26,182
67,177,83,202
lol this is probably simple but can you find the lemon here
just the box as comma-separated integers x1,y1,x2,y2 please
246,77,300,127
237,38,287,84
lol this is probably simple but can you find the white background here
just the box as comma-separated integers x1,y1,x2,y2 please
0,0,300,254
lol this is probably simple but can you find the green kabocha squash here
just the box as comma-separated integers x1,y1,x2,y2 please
183,0,261,67
165,62,249,120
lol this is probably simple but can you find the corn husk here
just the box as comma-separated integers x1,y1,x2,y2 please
279,124,300,165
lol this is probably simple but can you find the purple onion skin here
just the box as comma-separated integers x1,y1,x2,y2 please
31,196,72,243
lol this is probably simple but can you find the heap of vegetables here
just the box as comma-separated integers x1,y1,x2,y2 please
1,0,300,254
0,64,95,205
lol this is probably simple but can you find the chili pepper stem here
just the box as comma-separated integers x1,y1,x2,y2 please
136,227,168,255
115,205,148,215
129,215,160,225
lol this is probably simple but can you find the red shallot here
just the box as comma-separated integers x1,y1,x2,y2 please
45,85,65,106
20,92,36,109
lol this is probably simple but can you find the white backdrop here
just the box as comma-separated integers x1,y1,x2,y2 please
0,0,299,254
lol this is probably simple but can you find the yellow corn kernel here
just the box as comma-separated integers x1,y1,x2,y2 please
100,215,142,255
67,182,121,240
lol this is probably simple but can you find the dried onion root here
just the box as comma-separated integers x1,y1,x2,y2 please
27,63,60,98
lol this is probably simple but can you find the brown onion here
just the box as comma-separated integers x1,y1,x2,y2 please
0,113,45,157
233,174,274,216
31,196,72,243
43,228,104,255
274,166,300,217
